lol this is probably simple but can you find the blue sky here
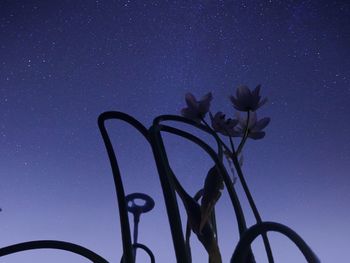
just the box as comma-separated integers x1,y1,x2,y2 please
0,1,349,262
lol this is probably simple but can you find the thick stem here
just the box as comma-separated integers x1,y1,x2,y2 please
133,214,140,260
98,112,138,263
149,126,190,263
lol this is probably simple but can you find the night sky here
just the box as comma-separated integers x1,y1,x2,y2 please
0,1,349,262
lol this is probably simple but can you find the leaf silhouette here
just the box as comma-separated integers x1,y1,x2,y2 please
170,169,222,263
200,165,224,233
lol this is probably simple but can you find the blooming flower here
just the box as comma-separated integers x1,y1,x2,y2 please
230,85,267,112
234,111,270,140
210,112,239,136
181,92,212,123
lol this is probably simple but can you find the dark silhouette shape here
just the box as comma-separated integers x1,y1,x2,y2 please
126,193,155,261
0,240,109,262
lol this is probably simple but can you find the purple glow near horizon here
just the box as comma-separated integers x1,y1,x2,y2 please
0,1,349,262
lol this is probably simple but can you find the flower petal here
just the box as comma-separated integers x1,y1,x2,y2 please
181,107,201,123
236,85,250,98
252,85,261,97
201,92,213,103
185,93,198,109
258,97,268,109
255,117,270,131
229,95,238,106
231,127,243,137
226,118,239,129
231,84,268,112
210,112,222,131
249,131,265,140
198,92,212,115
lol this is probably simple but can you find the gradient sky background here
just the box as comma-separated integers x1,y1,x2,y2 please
0,0,349,262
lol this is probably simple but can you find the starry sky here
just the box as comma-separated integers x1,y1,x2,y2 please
0,0,349,262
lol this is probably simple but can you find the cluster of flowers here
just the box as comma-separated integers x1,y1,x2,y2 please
177,85,271,262
181,85,270,140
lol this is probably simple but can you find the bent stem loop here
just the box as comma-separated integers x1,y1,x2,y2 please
121,243,155,263
99,111,152,263
0,240,109,263
149,125,191,263
230,222,320,263
230,136,274,263
230,111,274,263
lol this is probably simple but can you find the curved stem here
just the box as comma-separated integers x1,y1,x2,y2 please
202,116,274,263
151,126,222,262
121,243,155,263
201,118,232,155
228,135,235,154
149,125,190,263
185,189,204,263
236,111,250,156
0,240,109,263
133,214,140,260
185,188,219,250
231,222,320,263
98,111,151,263
133,243,155,263
230,140,274,263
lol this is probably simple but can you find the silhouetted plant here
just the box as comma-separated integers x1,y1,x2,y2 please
94,85,319,262
99,86,319,263
0,85,320,263
178,86,273,262
163,85,318,263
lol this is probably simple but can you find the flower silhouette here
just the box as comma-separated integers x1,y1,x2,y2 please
181,92,212,123
235,111,270,140
230,85,267,112
210,112,239,136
